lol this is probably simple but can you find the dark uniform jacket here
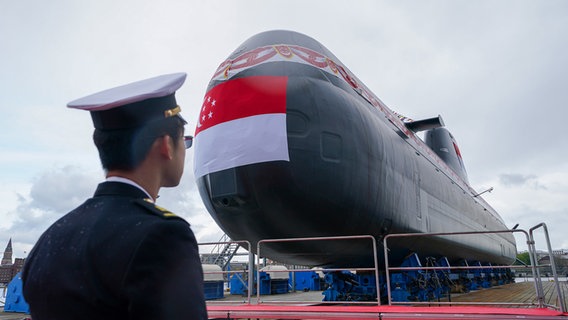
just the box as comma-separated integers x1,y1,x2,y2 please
22,181,207,319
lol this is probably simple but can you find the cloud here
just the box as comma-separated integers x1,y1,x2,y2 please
483,166,568,251
1,163,224,258
28,166,100,212
2,0,568,260
0,166,101,256
499,173,546,190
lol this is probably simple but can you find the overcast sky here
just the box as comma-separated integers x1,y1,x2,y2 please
1,1,567,259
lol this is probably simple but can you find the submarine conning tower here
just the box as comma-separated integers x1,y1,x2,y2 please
424,127,469,184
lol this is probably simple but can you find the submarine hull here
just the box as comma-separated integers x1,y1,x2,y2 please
194,30,516,267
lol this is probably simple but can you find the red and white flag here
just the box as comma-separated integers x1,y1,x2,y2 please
193,76,289,178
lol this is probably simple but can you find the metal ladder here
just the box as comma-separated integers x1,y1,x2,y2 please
209,234,241,270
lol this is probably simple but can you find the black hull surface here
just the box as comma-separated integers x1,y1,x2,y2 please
193,30,516,268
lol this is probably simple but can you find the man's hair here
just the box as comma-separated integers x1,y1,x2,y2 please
93,116,185,172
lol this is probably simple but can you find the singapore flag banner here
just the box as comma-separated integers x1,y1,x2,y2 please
193,75,289,178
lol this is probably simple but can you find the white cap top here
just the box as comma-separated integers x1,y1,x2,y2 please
67,73,187,130
68,73,187,111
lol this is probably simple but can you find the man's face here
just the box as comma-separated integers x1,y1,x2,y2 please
163,131,186,188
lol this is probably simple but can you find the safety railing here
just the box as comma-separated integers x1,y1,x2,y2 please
256,235,381,306
383,223,566,312
199,223,565,313
198,240,254,304
529,223,566,312
200,235,381,306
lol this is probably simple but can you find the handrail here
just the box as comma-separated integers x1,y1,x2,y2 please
382,227,552,308
208,233,231,256
198,225,565,312
256,235,380,306
198,240,253,304
529,223,566,312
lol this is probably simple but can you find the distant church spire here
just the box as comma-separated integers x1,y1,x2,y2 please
1,238,13,265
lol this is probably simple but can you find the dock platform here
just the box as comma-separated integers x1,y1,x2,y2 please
206,281,568,319
2,281,567,319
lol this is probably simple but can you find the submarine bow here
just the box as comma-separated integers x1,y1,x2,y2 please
193,30,516,268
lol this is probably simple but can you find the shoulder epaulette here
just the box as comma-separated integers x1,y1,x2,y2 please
134,198,182,219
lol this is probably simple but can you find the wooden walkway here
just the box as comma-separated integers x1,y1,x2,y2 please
450,280,568,309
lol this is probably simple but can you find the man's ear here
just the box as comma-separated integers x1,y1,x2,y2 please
158,135,174,160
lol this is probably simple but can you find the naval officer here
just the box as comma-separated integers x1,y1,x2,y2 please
22,73,207,319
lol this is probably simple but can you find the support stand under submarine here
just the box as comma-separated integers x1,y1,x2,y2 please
218,250,513,303
320,253,513,303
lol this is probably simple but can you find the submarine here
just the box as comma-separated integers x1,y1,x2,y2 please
193,30,517,268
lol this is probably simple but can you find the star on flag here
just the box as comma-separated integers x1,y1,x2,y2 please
198,96,216,128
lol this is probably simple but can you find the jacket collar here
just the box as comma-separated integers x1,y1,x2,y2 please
93,181,149,199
